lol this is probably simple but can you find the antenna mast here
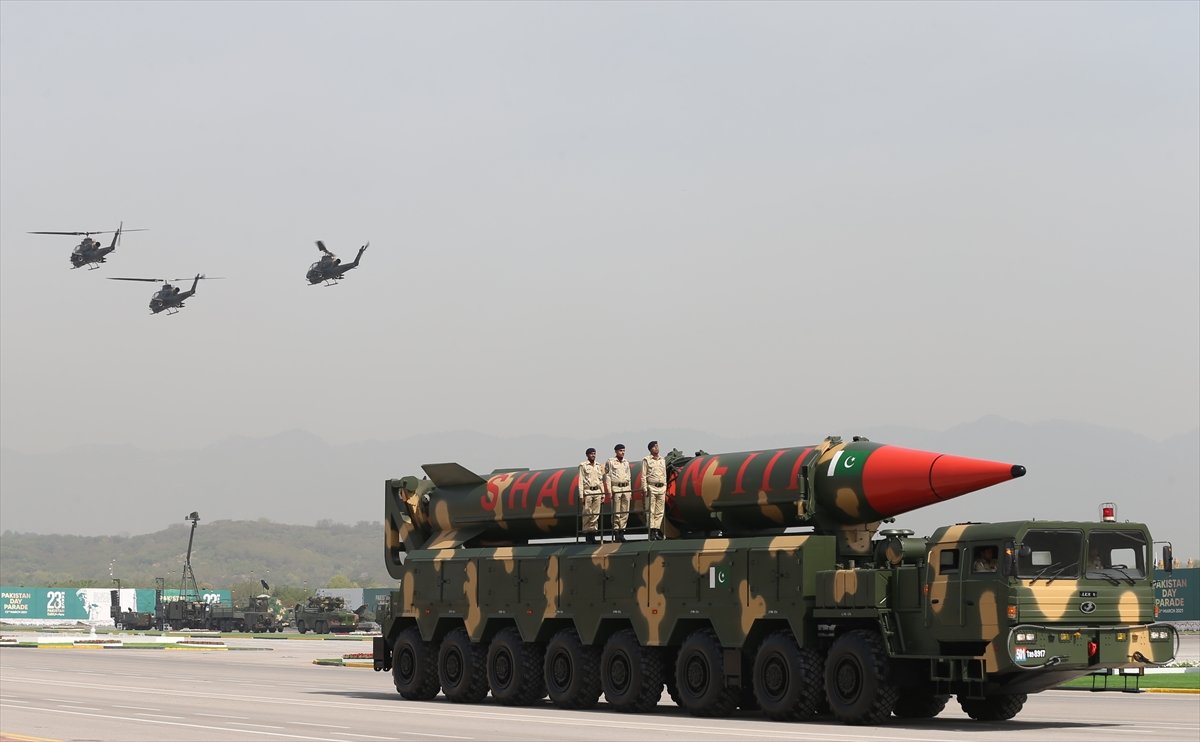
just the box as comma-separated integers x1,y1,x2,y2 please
180,511,200,600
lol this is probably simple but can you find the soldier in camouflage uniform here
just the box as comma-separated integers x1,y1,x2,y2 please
579,447,605,544
642,440,667,540
605,444,632,543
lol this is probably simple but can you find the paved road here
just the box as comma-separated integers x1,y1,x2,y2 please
1,636,1197,742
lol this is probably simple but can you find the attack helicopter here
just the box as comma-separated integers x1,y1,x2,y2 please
107,274,223,315
28,222,147,269
307,240,368,285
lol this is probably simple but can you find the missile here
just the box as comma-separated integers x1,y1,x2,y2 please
385,436,1024,555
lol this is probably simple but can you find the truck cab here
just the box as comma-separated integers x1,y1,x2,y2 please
914,520,1177,695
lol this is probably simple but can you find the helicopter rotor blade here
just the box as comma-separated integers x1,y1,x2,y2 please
107,277,164,283
29,230,114,236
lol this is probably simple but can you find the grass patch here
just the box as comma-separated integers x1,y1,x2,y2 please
1060,673,1200,691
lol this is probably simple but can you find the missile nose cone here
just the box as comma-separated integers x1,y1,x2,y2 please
858,446,1025,519
928,454,1024,501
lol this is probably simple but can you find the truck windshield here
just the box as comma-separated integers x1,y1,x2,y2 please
1017,529,1082,581
1086,530,1148,580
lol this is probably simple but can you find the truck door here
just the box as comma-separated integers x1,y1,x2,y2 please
927,544,963,630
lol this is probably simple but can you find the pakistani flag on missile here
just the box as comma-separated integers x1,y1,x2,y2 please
826,446,874,478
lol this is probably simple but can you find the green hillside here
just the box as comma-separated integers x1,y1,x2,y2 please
0,519,392,590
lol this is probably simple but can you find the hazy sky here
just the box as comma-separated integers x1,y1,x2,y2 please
1,1,1197,454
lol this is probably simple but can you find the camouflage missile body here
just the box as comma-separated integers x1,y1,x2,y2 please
375,436,1177,726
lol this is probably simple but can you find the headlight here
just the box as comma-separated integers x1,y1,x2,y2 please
1016,632,1037,642
1149,629,1170,641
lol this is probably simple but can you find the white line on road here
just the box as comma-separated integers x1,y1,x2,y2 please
112,704,160,710
229,723,288,730
56,705,102,711
196,713,251,720
331,734,394,740
1,704,354,742
136,713,186,719
293,723,352,729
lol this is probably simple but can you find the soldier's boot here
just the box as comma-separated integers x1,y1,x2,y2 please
614,530,626,543
585,533,597,544
649,529,659,541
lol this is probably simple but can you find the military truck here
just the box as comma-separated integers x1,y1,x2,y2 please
372,437,1178,725
160,598,212,631
208,594,286,633
294,595,360,634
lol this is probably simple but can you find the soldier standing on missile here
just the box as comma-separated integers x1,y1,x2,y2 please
642,440,668,541
605,444,632,543
579,447,605,544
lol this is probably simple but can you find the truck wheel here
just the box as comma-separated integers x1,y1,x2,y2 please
824,630,898,725
392,627,440,700
544,628,601,710
438,627,489,703
601,628,664,713
753,629,824,721
958,693,1026,721
674,628,738,717
317,621,329,634
893,688,949,719
487,627,546,706
663,648,681,706
298,621,308,634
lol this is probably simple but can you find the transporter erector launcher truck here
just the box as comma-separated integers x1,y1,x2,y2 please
373,435,1178,725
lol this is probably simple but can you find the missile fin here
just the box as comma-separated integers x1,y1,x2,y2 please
422,462,487,488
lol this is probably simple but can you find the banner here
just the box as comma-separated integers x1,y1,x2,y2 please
1,586,230,624
1154,568,1199,622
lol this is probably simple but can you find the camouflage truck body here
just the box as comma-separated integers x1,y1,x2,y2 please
160,599,211,631
208,595,286,633
294,595,360,634
373,438,1177,725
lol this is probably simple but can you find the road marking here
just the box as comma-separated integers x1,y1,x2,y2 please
195,713,250,720
0,705,349,741
331,734,394,740
293,723,351,729
229,723,287,730
112,705,159,711
55,705,101,711
135,713,185,720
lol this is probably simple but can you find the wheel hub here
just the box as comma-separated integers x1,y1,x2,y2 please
684,655,708,694
762,656,787,698
609,654,630,691
834,658,862,700
550,651,571,688
494,650,513,686
445,650,463,683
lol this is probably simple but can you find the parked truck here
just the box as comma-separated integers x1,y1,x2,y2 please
294,595,360,634
372,436,1178,725
209,594,287,633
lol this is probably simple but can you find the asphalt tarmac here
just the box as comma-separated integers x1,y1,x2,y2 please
1,635,1197,742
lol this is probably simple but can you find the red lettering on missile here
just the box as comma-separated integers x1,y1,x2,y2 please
760,450,788,492
678,457,727,499
535,470,564,509
787,447,813,491
732,453,761,495
567,474,579,506
483,473,513,512
509,471,539,510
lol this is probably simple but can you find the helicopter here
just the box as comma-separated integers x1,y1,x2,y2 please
107,274,222,315
28,222,147,269
307,240,368,285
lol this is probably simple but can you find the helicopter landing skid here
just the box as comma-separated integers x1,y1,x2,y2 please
321,279,341,287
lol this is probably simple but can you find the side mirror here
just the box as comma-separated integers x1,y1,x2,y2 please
1162,544,1174,573
1002,540,1018,576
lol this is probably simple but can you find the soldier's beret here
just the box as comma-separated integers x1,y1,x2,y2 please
585,447,596,455
614,444,626,451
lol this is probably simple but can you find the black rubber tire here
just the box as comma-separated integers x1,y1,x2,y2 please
958,693,1027,721
674,628,738,717
893,689,949,719
297,621,307,634
317,621,329,635
487,627,546,706
438,627,489,703
752,630,824,721
544,628,601,709
663,648,681,707
392,627,440,701
601,628,664,713
824,629,898,725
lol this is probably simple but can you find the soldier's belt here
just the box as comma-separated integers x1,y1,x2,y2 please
584,486,602,493
648,480,665,487
612,482,630,487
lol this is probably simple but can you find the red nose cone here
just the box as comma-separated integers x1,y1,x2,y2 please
862,446,1025,518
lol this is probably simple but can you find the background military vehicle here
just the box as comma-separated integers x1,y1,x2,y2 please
372,436,1178,725
209,594,287,633
294,595,360,634
160,598,212,630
